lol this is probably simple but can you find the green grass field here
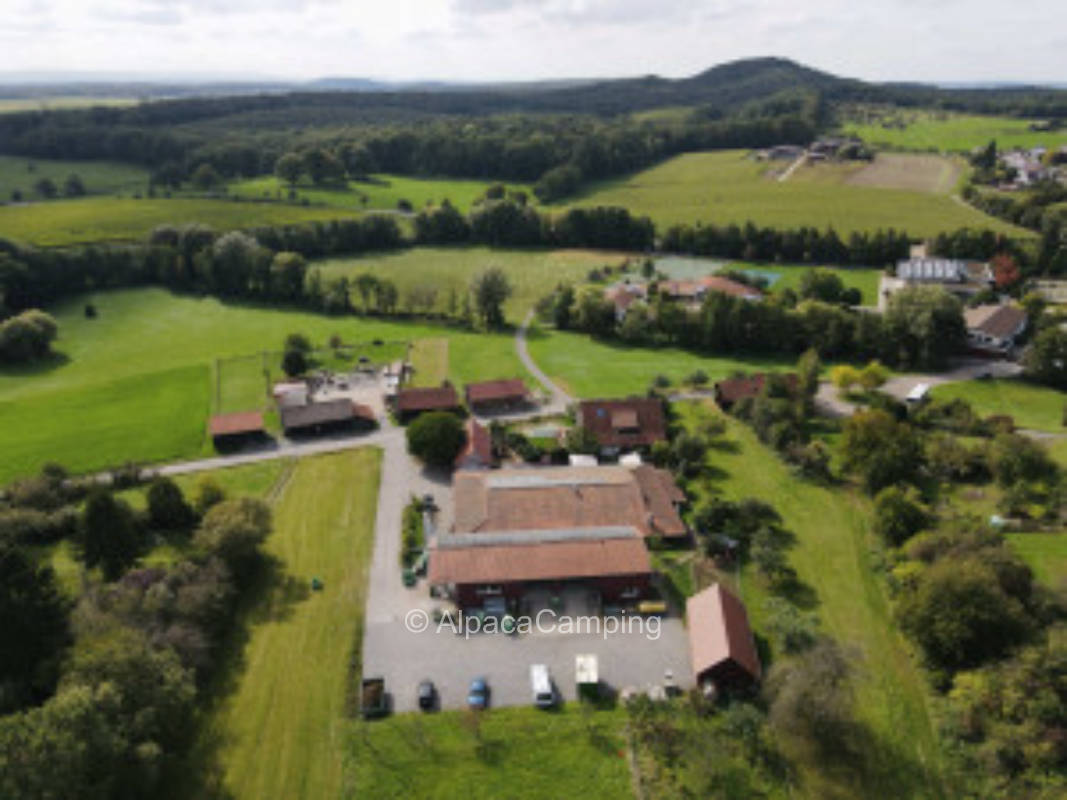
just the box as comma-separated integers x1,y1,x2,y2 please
0,196,363,246
346,706,631,800
930,379,1067,432
0,284,531,483
0,364,210,485
187,449,380,800
0,155,149,199
315,246,622,317
1005,532,1067,587
727,261,883,305
676,401,944,799
229,174,532,214
526,325,793,398
840,107,1067,153
409,338,449,387
552,150,1029,239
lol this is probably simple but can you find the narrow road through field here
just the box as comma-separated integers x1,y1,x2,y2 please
515,310,574,412
777,153,807,182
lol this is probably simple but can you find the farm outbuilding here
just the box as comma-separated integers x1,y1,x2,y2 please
279,399,375,436
209,411,267,449
464,378,530,414
394,384,462,421
686,584,761,693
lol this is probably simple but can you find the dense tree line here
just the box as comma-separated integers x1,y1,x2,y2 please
416,200,654,251
662,221,913,267
552,281,966,371
0,467,274,799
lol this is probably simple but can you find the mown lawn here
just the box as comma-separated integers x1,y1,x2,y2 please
315,246,622,317
0,196,363,246
930,378,1067,432
840,108,1067,153
0,363,210,485
1005,532,1067,587
229,174,532,213
0,285,536,482
526,326,792,398
728,260,883,305
193,449,381,800
552,150,1029,239
675,400,945,799
409,338,449,387
346,706,631,800
0,155,148,197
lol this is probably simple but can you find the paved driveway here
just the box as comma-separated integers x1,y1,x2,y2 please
363,606,692,713
815,358,1023,419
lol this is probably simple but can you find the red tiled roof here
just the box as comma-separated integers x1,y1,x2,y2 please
465,378,529,405
699,275,764,300
632,465,687,537
429,537,651,586
395,385,460,413
687,584,761,683
714,373,799,407
456,419,493,467
209,411,265,437
578,398,667,448
452,465,687,539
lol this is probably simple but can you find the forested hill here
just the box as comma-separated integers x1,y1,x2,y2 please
2,57,1065,137
1,56,1065,193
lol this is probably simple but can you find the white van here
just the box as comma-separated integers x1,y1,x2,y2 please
530,664,555,708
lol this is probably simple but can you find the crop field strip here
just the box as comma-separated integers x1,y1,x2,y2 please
554,150,1032,239
0,196,364,247
839,107,1067,153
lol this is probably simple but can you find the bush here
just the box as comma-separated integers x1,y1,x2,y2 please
281,349,307,377
193,478,226,515
872,486,929,546
79,490,142,581
193,498,271,576
896,558,1031,673
406,412,466,468
146,478,195,531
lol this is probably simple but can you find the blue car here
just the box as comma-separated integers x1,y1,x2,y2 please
467,676,489,710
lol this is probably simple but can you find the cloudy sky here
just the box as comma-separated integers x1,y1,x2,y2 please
3,0,1065,84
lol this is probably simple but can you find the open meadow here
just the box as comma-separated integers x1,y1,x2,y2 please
526,325,795,398
316,246,621,317
1005,532,1067,587
0,284,533,483
0,155,149,198
839,107,1067,153
181,448,381,800
675,400,945,799
930,378,1067,432
346,706,632,800
0,195,363,246
229,174,532,213
553,150,1029,239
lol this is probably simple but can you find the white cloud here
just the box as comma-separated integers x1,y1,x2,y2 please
1,0,1063,83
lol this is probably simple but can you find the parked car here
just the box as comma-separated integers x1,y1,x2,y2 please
417,679,436,711
530,664,556,709
467,676,489,710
